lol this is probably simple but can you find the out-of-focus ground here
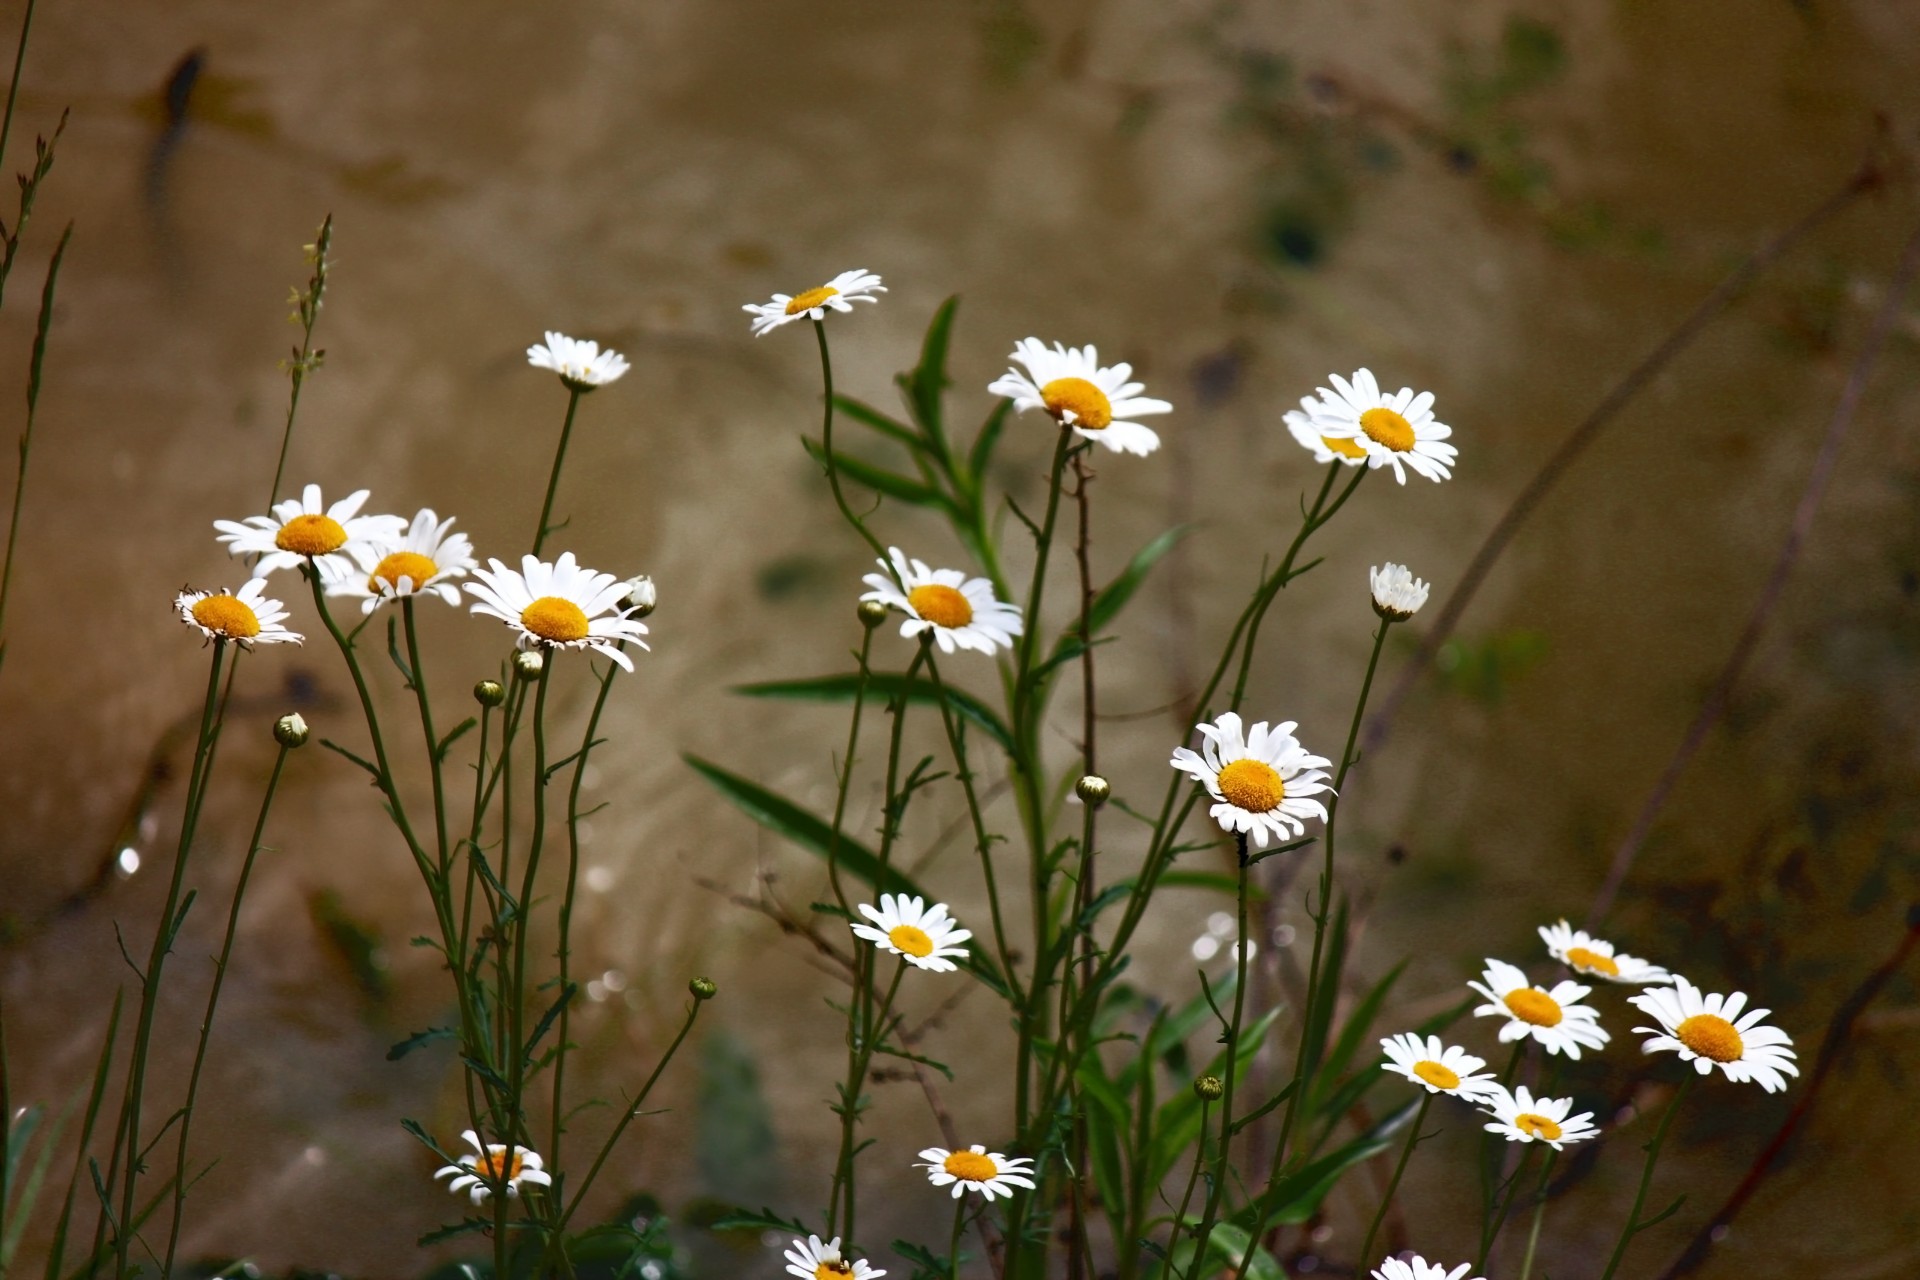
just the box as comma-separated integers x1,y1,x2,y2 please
3,0,1920,1275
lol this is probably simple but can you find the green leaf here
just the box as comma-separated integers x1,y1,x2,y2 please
1312,959,1407,1114
802,438,954,513
833,394,925,451
710,1205,814,1235
1146,1007,1282,1186
966,398,1013,492
1235,1098,1417,1228
1047,525,1196,664
386,1026,456,1062
733,673,1013,755
1191,1222,1289,1280
903,295,960,448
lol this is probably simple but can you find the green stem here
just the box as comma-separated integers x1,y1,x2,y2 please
162,740,290,1277
268,216,331,508
829,959,908,1243
1475,1142,1537,1272
1163,1097,1211,1276
923,652,1018,993
812,318,887,561
1517,1151,1557,1280
1356,1091,1431,1271
949,1197,968,1280
403,600,452,870
0,0,38,181
508,658,556,1149
531,386,583,556
825,627,877,919
1183,834,1252,1280
1599,1074,1693,1280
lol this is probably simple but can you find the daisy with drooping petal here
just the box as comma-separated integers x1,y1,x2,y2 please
176,580,302,647
783,1235,886,1280
744,269,886,336
465,552,650,671
326,508,477,614
859,548,1022,657
214,484,408,579
433,1130,553,1206
1479,1084,1599,1150
1539,920,1671,985
849,894,972,973
1299,368,1457,484
1369,563,1430,622
1629,976,1799,1092
1284,409,1369,467
1468,959,1610,1059
1169,712,1332,848
915,1145,1036,1200
1379,1033,1499,1101
527,331,629,390
988,338,1172,457
1371,1257,1485,1280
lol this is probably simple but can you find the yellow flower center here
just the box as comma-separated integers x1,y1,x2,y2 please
888,924,935,958
1412,1059,1460,1091
816,1263,854,1280
476,1149,527,1181
1565,946,1620,977
1515,1113,1563,1142
274,513,349,556
785,285,840,315
943,1150,999,1182
369,550,438,592
521,596,590,643
1040,376,1113,429
906,583,974,629
1359,407,1416,452
1503,988,1563,1027
190,595,261,639
1321,435,1368,459
1676,1013,1744,1063
1216,758,1286,814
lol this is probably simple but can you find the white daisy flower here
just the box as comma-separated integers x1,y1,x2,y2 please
214,484,407,579
432,1130,553,1206
987,338,1172,457
1468,959,1610,1059
744,269,886,336
465,552,650,671
849,894,972,973
1371,1257,1485,1280
1299,368,1457,484
1629,976,1799,1092
1369,563,1430,622
325,508,476,615
1379,1033,1500,1100
175,580,302,647
1479,1084,1599,1150
527,330,629,389
1538,920,1671,985
859,548,1022,657
783,1235,886,1280
915,1145,1036,1201
1169,712,1332,848
1284,409,1369,467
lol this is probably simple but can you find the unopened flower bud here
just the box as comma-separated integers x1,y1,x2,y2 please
1075,774,1110,806
689,976,718,1001
1369,562,1430,623
622,575,656,617
1194,1075,1225,1102
512,650,546,681
474,679,506,708
857,598,890,630
273,712,310,748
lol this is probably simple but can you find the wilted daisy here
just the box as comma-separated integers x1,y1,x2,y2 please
1299,368,1456,484
1379,1033,1499,1100
988,338,1171,457
214,484,407,579
326,508,476,614
1468,959,1610,1059
465,552,650,671
744,269,886,336
849,894,972,972
860,547,1022,657
1629,977,1799,1092
1539,920,1671,985
1170,712,1332,848
1284,409,1369,467
783,1235,885,1280
1479,1084,1599,1150
433,1130,553,1205
915,1145,1036,1201
527,331,629,389
1372,1257,1485,1280
1369,563,1430,621
176,580,302,647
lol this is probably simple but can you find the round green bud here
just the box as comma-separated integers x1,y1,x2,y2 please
857,598,890,630
473,679,506,708
272,712,310,748
1075,774,1111,806
689,976,718,1001
512,650,546,681
1194,1075,1225,1102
